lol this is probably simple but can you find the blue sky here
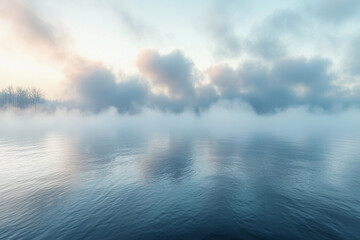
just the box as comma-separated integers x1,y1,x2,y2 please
0,0,360,114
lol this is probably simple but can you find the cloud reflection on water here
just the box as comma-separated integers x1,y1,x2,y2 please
1,108,360,239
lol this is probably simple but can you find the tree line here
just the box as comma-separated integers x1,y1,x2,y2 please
0,86,44,109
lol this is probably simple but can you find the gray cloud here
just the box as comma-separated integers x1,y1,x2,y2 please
75,67,149,114
245,10,303,60
117,9,148,35
71,49,219,114
136,49,219,113
136,49,196,98
272,57,332,89
345,36,360,76
205,8,303,60
207,64,242,99
204,4,241,58
208,57,353,114
64,49,360,115
194,84,218,113
263,10,303,35
307,0,360,23
112,7,154,40
247,38,286,60
210,61,295,113
207,19,241,58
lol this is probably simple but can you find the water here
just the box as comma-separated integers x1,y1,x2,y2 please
1,113,360,239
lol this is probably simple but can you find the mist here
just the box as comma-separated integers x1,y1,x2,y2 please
1,103,359,139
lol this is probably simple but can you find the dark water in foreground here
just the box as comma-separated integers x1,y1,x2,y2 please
1,117,360,239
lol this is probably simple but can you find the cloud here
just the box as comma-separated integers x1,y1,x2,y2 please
245,10,302,60
0,0,69,62
136,49,220,113
307,0,360,23
72,49,219,114
70,49,220,114
74,67,149,114
193,84,218,113
204,8,303,60
270,57,337,110
0,0,96,82
136,49,196,99
69,52,360,115
113,7,154,39
0,0,56,43
208,57,352,114
345,36,360,76
211,61,296,113
247,38,286,60
272,57,332,89
207,64,242,99
263,10,303,35
204,4,241,58
206,18,241,58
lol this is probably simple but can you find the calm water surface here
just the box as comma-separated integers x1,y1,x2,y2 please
1,120,360,239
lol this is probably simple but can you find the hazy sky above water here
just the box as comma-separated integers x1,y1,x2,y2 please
1,0,360,115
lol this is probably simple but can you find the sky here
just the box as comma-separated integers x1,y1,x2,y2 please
0,0,360,114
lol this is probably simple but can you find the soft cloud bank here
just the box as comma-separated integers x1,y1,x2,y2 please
72,51,360,114
1,0,360,115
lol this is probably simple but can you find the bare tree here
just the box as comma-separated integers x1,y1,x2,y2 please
0,86,44,109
